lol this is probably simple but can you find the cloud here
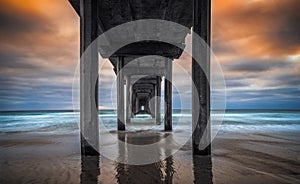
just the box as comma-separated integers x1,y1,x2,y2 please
0,1,53,35
0,0,81,110
224,59,290,72
0,0,299,110
0,75,74,110
212,0,300,58
0,50,40,70
226,87,300,109
226,80,250,88
265,72,300,88
210,0,300,109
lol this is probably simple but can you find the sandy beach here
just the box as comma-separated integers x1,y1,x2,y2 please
0,128,299,184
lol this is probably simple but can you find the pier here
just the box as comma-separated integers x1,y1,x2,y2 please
69,0,211,156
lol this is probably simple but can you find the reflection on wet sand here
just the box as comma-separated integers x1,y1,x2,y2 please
80,155,100,184
193,155,213,184
115,132,172,183
80,132,213,183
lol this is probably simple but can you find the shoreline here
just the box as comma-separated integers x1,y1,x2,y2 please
0,129,299,183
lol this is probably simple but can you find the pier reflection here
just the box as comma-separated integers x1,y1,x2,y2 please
115,132,174,184
80,133,213,183
193,155,213,184
80,154,100,184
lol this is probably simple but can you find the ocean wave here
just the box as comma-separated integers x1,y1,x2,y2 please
0,110,299,133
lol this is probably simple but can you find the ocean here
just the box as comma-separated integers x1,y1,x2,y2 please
0,110,299,134
1,110,299,183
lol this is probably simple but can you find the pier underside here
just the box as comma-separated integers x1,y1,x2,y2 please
69,0,211,156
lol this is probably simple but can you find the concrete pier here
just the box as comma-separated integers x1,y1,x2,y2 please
126,76,131,124
192,0,211,155
117,57,125,131
164,60,173,131
79,0,99,156
155,76,161,125
69,0,211,156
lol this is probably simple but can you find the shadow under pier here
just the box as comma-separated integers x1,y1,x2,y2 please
80,155,100,184
80,132,213,184
193,155,213,184
115,132,175,184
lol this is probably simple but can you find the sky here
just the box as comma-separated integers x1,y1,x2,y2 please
0,0,299,111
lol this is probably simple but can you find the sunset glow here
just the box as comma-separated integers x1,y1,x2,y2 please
0,0,299,110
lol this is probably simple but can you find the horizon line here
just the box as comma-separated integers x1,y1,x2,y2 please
0,108,300,113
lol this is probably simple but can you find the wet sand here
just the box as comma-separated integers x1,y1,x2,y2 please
0,129,299,184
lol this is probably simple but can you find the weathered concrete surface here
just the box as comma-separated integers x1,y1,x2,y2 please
71,0,211,156
155,76,162,124
70,0,193,29
117,57,125,130
164,59,172,131
80,0,99,156
192,0,211,155
69,0,192,59
126,76,131,124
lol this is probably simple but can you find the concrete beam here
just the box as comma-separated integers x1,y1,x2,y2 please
133,83,155,89
123,67,165,76
99,42,184,59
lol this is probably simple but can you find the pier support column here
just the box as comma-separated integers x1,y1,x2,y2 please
150,89,155,118
192,0,211,155
117,57,125,131
164,60,172,131
155,77,161,125
136,96,140,113
130,82,134,118
80,0,99,156
126,76,131,124
132,89,137,116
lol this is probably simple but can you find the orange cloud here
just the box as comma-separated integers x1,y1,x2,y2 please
212,0,300,61
0,0,299,110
